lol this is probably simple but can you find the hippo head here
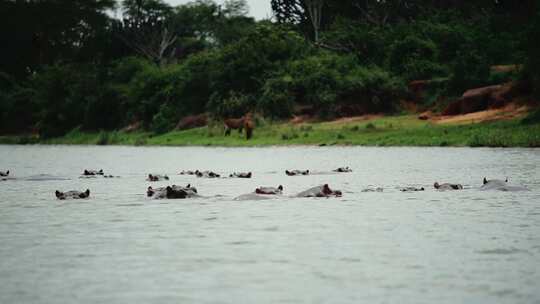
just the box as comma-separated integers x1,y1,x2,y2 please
322,184,341,196
186,184,197,193
434,182,440,189
247,172,252,178
55,190,65,200
79,189,90,198
304,170,309,175
147,186,154,197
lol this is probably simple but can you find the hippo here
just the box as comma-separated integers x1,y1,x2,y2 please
256,185,284,195
234,185,284,201
146,174,169,182
83,169,103,176
55,189,90,200
434,182,463,190
400,187,425,192
196,170,220,178
179,170,197,175
296,184,342,198
333,167,352,173
147,184,198,199
0,170,9,177
229,172,252,178
286,169,309,176
480,178,529,191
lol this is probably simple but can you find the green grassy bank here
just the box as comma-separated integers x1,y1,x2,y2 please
1,115,539,147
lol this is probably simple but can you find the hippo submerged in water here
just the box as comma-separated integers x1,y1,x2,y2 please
296,184,342,198
147,174,169,182
83,169,103,176
434,182,463,190
179,170,197,175
235,185,284,200
400,186,425,192
0,170,9,177
196,170,220,178
333,167,352,173
229,172,252,178
147,184,199,199
481,178,529,191
286,170,309,176
55,189,90,200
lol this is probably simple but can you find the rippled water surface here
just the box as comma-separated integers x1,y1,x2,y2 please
1,145,540,304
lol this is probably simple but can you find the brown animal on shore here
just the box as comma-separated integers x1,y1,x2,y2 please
244,113,254,140
223,113,254,140
175,114,208,130
224,117,245,136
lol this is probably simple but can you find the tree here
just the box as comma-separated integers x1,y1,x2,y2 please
0,0,116,77
119,0,177,65
304,0,323,43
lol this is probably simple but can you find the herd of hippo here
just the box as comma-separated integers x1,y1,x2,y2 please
0,168,531,200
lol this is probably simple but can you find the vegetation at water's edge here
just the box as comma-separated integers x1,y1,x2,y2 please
2,115,539,148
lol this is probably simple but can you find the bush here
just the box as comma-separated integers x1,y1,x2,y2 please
448,48,490,94
207,91,253,118
259,75,295,118
388,35,446,81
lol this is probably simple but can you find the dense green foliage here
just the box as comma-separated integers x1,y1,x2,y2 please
0,0,539,138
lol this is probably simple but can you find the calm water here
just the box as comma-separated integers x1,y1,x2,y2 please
1,145,539,304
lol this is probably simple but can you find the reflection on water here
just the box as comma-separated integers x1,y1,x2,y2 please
1,145,540,304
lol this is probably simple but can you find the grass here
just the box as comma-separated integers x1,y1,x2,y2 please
1,115,539,147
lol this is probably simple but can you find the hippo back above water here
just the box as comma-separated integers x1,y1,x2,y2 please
255,185,283,195
480,178,529,191
296,184,342,198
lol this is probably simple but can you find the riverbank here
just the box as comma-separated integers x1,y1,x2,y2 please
1,114,539,147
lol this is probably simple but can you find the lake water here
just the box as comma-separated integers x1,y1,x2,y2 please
1,145,539,304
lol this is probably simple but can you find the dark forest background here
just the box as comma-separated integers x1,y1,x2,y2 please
1,0,539,137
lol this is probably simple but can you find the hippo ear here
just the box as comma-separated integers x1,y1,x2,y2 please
483,177,487,185
99,169,103,173
505,177,508,182
55,190,61,198
85,189,90,196
278,185,283,191
147,186,152,190
84,170,88,174
187,184,190,188
6,170,8,175
434,182,439,189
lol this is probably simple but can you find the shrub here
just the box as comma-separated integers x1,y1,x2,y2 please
388,35,446,81
259,75,295,118
207,91,253,118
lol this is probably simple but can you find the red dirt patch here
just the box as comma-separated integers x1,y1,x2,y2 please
434,103,530,124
